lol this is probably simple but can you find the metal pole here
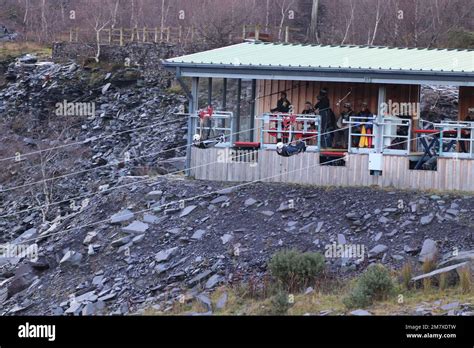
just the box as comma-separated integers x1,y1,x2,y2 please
208,78,213,106
250,79,257,141
236,79,242,142
376,86,386,154
222,78,227,110
222,78,227,130
186,77,199,176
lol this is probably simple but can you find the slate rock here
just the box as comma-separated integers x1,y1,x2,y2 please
221,234,233,245
244,198,257,207
110,210,134,224
122,221,149,234
368,245,388,258
155,247,178,263
350,309,372,316
419,239,438,262
191,229,206,240
216,292,228,310
211,196,229,204
196,294,212,312
180,205,197,218
420,214,435,226
205,274,223,289
60,251,83,266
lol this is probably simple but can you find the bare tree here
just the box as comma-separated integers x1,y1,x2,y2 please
309,0,319,43
341,0,355,45
369,0,383,45
276,0,295,41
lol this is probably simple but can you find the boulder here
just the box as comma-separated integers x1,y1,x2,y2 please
419,239,438,262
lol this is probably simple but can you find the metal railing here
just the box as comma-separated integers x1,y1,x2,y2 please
434,121,474,159
191,111,234,148
345,115,411,155
380,116,412,155
345,116,377,154
258,113,321,152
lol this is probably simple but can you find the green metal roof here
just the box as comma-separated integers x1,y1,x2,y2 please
165,42,473,73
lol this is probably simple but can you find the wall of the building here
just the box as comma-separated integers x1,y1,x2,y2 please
191,148,474,192
459,86,474,120
254,80,420,142
256,80,420,116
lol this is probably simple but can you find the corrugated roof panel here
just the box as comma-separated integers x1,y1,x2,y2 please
165,42,474,73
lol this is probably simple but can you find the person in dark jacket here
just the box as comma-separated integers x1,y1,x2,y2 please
301,101,314,115
271,92,292,113
276,140,306,157
314,88,334,148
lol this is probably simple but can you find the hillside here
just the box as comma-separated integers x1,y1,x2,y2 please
0,52,473,317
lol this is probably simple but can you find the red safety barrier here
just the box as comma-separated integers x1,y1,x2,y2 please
320,151,347,157
234,142,261,149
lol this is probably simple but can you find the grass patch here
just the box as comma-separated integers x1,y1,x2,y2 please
144,284,473,316
0,42,51,61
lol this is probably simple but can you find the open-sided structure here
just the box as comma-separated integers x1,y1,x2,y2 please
163,42,474,192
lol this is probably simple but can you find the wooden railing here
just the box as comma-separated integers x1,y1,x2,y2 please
65,25,301,46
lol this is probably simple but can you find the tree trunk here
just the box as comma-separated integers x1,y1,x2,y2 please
309,0,319,43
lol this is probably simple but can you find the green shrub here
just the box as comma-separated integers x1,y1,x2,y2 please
166,84,185,95
268,249,325,292
344,264,395,309
268,290,292,315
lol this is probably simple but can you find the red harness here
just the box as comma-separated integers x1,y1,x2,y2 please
269,114,298,139
199,106,214,120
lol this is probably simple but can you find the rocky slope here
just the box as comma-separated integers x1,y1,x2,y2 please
1,178,473,315
0,55,472,316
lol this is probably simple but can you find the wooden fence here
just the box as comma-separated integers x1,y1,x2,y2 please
190,147,474,192
65,25,301,46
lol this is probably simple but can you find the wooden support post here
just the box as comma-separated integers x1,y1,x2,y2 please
119,28,124,46
255,25,260,41
75,28,78,42
69,28,73,42
178,26,182,43
154,28,158,43
160,26,164,42
166,27,171,42
285,26,290,43
143,27,147,42
242,25,246,40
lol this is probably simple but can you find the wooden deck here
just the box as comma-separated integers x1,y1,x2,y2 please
190,147,474,192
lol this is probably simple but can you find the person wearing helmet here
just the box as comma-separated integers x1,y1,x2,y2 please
276,140,306,157
334,102,355,149
193,133,225,149
358,102,374,128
